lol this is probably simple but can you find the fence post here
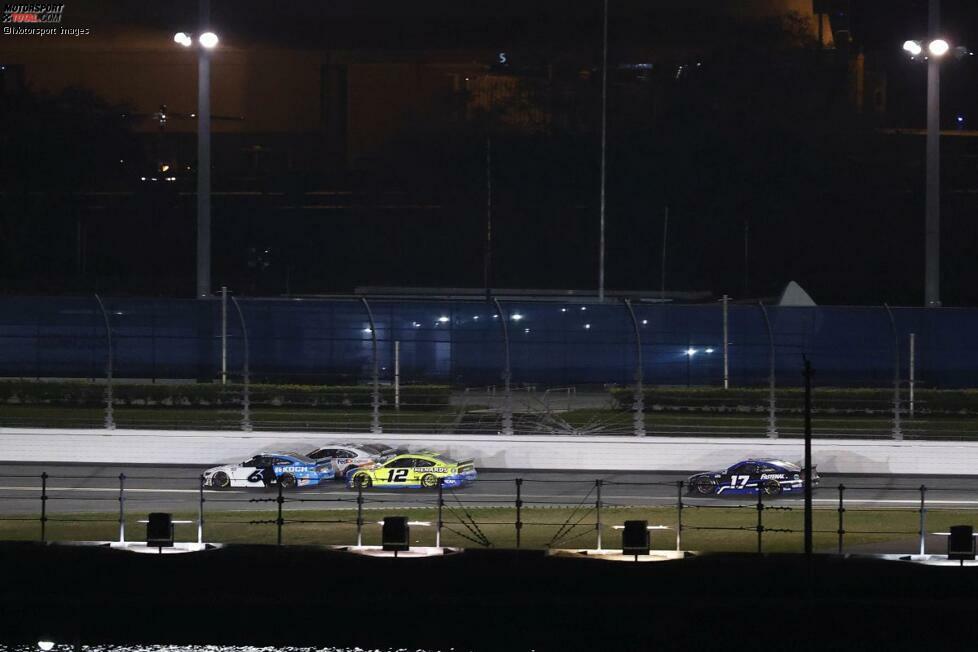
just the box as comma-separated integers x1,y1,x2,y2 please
356,482,364,547
909,333,916,419
623,299,646,436
360,296,382,434
276,481,284,546
595,479,603,551
394,340,401,411
837,484,845,554
93,294,115,430
756,485,764,553
515,478,523,549
676,480,683,551
492,298,514,435
221,286,228,385
721,294,730,389
229,295,252,432
118,473,126,544
436,479,444,548
758,302,777,438
919,485,927,556
884,304,903,440
198,474,205,546
40,472,48,543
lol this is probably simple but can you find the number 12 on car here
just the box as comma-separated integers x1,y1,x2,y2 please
387,469,410,482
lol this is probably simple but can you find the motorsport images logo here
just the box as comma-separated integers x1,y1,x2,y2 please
2,3,90,36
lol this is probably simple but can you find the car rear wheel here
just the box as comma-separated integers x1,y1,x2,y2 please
421,473,438,488
279,474,297,489
761,480,782,496
212,472,230,489
352,473,372,489
693,477,717,496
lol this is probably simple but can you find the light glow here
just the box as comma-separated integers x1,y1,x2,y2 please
705,348,715,354
686,348,697,356
198,31,219,49
903,40,922,56
929,38,950,57
511,313,523,321
437,316,450,323
174,32,192,47
37,643,55,652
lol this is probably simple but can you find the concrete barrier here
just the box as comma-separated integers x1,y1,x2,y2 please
1,428,977,475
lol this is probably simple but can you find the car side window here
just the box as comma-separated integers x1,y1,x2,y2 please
274,458,293,466
760,466,778,473
311,449,334,459
741,464,758,475
338,450,355,458
388,457,413,468
243,457,258,467
414,459,434,469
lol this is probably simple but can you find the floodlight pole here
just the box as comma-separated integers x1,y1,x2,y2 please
803,356,814,556
230,295,251,431
597,0,607,302
196,0,212,299
93,293,115,430
924,0,941,308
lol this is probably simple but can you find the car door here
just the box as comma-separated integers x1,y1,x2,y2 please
725,462,758,493
380,457,414,485
231,456,269,487
313,448,339,474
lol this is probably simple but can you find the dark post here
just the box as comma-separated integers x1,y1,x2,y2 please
515,478,523,549
919,485,927,555
198,474,205,545
595,479,603,550
803,356,814,556
837,484,846,554
40,472,48,543
118,473,126,544
276,480,284,546
356,482,364,547
436,479,444,548
360,296,381,434
676,480,684,551
756,484,764,554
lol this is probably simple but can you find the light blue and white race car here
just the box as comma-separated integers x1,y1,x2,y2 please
203,451,335,489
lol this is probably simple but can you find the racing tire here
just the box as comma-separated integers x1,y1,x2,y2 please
420,473,438,489
212,472,230,490
693,477,718,496
761,480,782,497
352,473,372,489
279,474,297,490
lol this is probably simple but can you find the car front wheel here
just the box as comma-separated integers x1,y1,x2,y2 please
421,474,438,489
212,472,230,489
352,473,372,489
761,480,782,496
279,474,297,489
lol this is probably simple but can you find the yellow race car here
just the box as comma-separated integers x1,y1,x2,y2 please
347,451,477,489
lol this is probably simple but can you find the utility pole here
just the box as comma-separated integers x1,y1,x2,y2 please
484,135,492,301
721,294,730,389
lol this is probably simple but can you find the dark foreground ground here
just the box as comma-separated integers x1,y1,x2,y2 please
2,543,978,651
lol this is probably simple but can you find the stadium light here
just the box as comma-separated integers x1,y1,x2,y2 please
173,31,192,47
510,313,523,321
928,38,949,57
37,642,55,652
198,31,219,49
685,348,697,356
903,40,922,56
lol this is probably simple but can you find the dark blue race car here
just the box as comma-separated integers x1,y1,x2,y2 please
687,458,819,497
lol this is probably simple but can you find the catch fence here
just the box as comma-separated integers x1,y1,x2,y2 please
1,471,975,555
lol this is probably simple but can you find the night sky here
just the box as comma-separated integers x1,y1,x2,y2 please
2,0,978,305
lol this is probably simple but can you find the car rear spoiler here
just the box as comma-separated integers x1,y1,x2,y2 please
456,459,475,471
